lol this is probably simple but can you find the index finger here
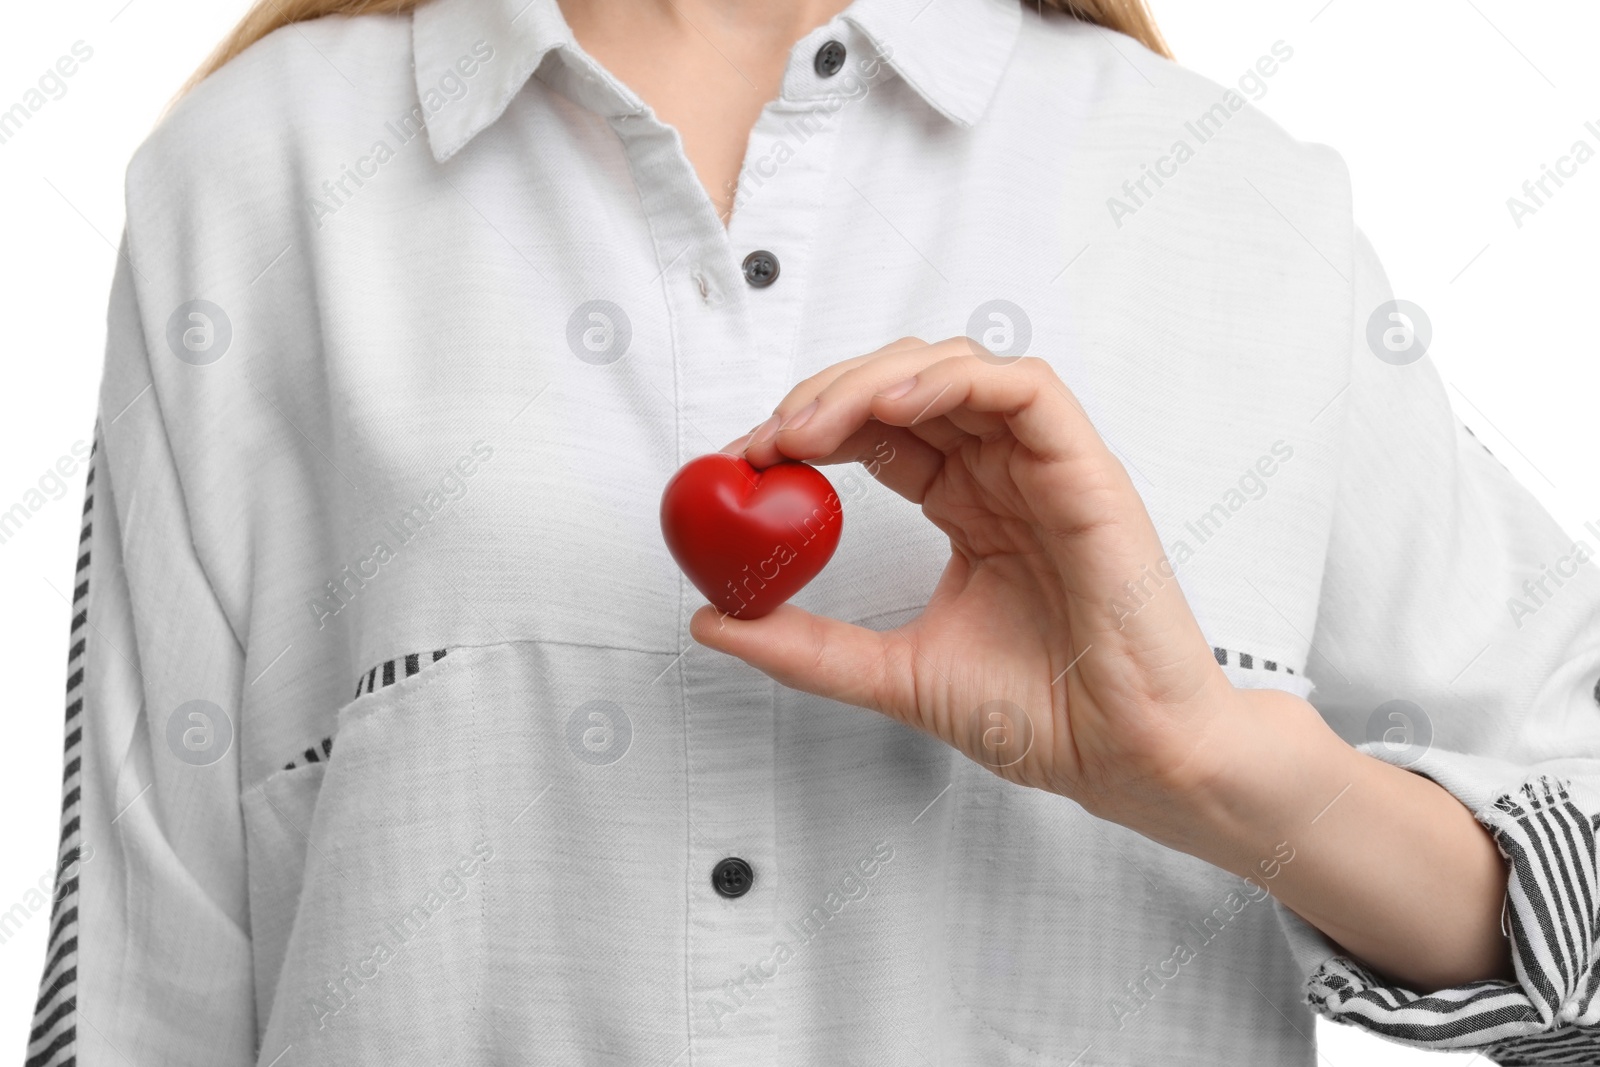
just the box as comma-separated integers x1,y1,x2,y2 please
743,337,973,469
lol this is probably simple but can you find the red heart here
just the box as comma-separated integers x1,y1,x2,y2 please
660,454,844,620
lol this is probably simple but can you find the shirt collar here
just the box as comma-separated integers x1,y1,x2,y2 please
411,0,1021,163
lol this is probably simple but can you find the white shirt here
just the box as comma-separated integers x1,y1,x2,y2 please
30,0,1600,1063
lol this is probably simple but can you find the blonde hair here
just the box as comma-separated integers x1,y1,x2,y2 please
177,0,1169,99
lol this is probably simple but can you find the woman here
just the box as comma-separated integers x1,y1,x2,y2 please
29,0,1600,1063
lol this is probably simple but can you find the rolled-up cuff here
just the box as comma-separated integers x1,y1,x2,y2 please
1275,747,1600,1061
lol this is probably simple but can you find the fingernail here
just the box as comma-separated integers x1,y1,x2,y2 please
876,377,918,400
751,414,782,445
720,432,754,455
780,400,818,432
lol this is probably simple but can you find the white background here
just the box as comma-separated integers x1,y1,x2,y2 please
1,0,1595,1063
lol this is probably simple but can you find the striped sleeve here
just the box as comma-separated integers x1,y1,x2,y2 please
24,233,257,1065
1306,775,1600,1062
1282,227,1600,1064
26,436,98,1067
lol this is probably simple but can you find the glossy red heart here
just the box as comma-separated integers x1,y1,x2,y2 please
660,453,844,620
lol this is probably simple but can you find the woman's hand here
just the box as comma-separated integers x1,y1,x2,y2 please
691,335,1515,994
691,336,1243,846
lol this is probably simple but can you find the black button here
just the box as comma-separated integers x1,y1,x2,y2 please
742,250,780,288
711,856,754,898
814,40,847,78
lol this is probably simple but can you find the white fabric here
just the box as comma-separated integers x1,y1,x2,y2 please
46,0,1600,1062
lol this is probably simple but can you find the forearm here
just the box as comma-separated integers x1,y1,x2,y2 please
1155,687,1513,993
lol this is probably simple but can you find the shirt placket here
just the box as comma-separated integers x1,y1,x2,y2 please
553,31,853,1063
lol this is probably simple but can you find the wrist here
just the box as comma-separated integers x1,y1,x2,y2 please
1140,685,1363,877
1110,684,1516,990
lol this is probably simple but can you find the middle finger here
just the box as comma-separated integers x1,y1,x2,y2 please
744,337,992,467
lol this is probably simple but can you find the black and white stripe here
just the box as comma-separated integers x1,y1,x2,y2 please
281,735,335,773
1491,1024,1600,1066
280,649,451,772
28,437,95,1067
1308,775,1600,1058
1213,647,1296,675
353,648,448,700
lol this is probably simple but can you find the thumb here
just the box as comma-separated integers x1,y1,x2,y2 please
689,603,902,714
